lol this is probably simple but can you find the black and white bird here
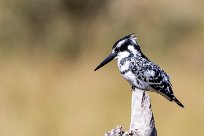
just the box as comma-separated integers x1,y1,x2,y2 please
94,34,184,108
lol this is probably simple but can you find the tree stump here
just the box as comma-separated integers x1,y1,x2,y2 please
105,88,157,136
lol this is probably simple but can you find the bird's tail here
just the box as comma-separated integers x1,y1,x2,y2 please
172,96,184,108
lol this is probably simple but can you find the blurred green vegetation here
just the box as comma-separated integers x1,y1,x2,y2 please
0,0,204,136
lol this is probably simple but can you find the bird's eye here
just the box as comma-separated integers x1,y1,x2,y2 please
115,48,119,53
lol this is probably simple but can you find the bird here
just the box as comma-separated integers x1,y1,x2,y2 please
94,33,184,108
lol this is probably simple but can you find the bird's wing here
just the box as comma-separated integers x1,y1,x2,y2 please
146,64,174,100
130,57,173,101
130,57,184,108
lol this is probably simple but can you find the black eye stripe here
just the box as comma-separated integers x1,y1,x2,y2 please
120,44,127,51
115,48,119,53
119,40,131,51
114,39,138,53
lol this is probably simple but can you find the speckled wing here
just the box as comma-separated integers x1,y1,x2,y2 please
130,57,184,108
144,62,185,107
130,57,172,98
145,63,174,101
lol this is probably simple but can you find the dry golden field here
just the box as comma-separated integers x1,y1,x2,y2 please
0,0,204,136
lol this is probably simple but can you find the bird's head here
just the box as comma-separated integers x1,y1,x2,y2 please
94,33,142,71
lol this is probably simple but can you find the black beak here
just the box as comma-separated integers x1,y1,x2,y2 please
94,53,117,71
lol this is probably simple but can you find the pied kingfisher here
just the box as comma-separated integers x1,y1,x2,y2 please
94,34,184,108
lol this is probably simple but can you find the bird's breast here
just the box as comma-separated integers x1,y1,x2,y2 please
118,59,130,72
117,57,151,90
117,58,134,85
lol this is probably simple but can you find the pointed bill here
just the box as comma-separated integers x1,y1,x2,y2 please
94,53,117,71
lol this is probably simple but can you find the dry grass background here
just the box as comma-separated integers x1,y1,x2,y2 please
0,0,204,136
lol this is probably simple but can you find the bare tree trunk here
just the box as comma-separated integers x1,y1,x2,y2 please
105,88,157,136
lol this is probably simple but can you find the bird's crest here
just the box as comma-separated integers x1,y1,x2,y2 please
112,33,137,49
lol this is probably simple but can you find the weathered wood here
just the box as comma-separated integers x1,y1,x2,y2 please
105,88,157,136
